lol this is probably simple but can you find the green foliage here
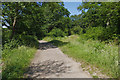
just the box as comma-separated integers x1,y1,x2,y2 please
3,34,39,50
100,26,118,41
2,2,44,39
14,35,39,48
2,2,71,39
71,2,120,43
3,39,20,50
84,26,104,40
80,26,119,44
2,34,38,79
2,29,11,44
77,2,120,28
2,46,36,79
48,28,66,37
71,26,83,34
2,2,120,79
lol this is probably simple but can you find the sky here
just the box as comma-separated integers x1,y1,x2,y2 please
63,2,82,16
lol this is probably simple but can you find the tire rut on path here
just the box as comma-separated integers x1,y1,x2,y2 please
24,40,92,78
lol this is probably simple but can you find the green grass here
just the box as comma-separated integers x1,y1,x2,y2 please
43,35,118,78
2,46,36,79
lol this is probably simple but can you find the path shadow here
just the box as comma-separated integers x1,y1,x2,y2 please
38,41,57,50
49,40,69,47
39,40,69,50
24,60,71,78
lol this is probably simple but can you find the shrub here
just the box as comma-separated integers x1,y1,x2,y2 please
100,26,118,41
71,26,83,34
84,26,104,40
81,26,119,44
2,29,11,45
3,39,20,50
48,28,66,37
3,34,39,49
14,35,39,48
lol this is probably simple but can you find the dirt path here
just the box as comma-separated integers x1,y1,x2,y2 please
24,40,92,78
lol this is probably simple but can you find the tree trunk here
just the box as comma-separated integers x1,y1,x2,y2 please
10,16,17,39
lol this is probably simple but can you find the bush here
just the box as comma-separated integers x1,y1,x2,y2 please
71,26,83,34
84,26,104,40
100,26,118,41
83,26,119,43
2,29,11,45
48,28,66,37
14,35,39,48
3,39,20,50
3,34,39,49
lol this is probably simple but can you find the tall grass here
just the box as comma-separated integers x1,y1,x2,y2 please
43,35,118,78
2,46,36,79
2,35,38,79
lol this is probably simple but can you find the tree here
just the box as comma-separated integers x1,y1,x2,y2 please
41,2,70,34
77,2,120,28
2,2,71,39
2,2,43,39
77,2,120,40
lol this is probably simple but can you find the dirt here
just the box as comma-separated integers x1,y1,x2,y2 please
24,40,92,78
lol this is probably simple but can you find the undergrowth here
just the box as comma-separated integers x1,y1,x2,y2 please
2,46,36,79
2,35,38,79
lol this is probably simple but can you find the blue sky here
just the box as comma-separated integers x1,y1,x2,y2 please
63,2,82,16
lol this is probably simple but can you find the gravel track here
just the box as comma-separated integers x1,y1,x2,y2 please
24,40,92,78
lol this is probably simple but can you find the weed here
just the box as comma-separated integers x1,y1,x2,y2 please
2,46,36,79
